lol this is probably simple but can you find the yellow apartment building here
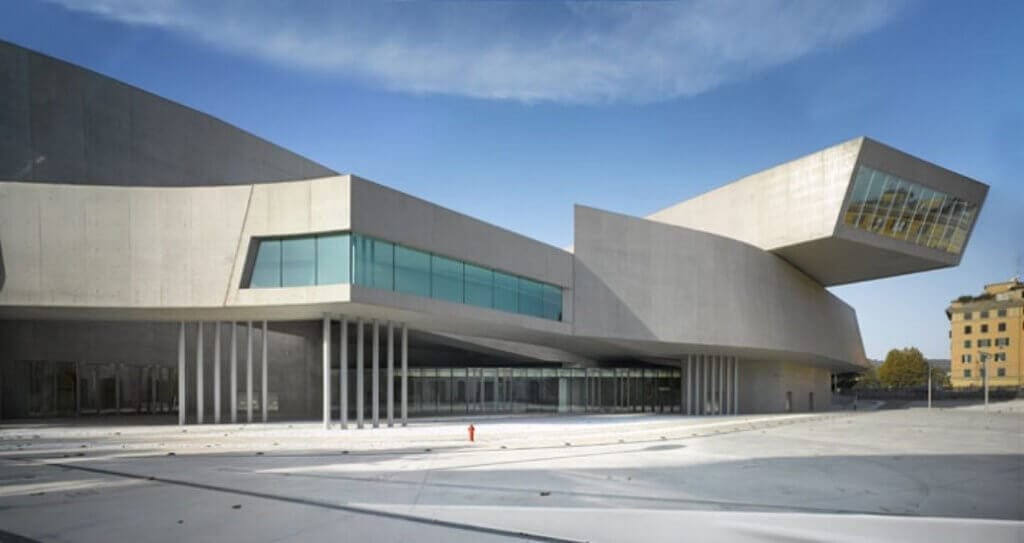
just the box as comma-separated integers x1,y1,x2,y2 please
947,278,1024,388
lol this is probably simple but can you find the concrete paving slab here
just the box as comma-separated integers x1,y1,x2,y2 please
1,402,1021,542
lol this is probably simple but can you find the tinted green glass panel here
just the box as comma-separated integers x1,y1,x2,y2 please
542,284,562,321
353,235,372,286
370,239,395,289
518,277,544,318
464,264,493,309
250,239,281,287
494,271,518,313
431,255,463,303
395,245,431,297
282,237,316,287
353,235,394,289
316,233,350,285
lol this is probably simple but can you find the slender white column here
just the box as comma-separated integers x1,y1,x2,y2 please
322,315,331,429
148,365,154,413
340,317,348,429
137,365,143,413
246,321,253,423
680,359,686,415
716,354,724,413
703,355,710,416
75,362,81,416
724,356,730,415
715,356,722,415
707,356,714,415
716,356,722,414
261,320,268,423
195,323,204,423
401,324,408,426
694,356,700,415
688,354,696,413
356,319,364,429
711,356,717,415
372,320,380,428
230,323,238,423
733,356,739,414
114,363,121,415
690,358,696,415
214,322,222,423
178,321,186,425
387,322,395,427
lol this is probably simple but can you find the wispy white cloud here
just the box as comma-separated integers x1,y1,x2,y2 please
49,0,909,104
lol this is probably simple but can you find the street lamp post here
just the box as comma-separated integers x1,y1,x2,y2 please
978,350,991,408
927,360,932,410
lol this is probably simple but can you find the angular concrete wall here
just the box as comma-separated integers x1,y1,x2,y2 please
0,176,353,314
0,40,336,186
738,360,832,414
648,138,861,250
0,181,251,308
573,205,866,369
349,176,573,289
645,137,989,286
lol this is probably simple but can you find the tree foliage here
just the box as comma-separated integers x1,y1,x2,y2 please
878,347,929,388
854,366,882,389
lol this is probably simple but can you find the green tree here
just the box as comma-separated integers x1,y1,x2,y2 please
878,347,929,388
929,366,951,389
854,366,882,389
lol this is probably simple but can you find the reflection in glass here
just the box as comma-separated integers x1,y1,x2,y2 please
282,237,316,287
843,165,978,255
250,239,281,288
465,264,494,309
395,245,431,297
494,271,520,313
316,233,350,285
431,255,464,303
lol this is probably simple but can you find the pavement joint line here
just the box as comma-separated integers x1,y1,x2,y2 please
0,412,851,459
3,455,584,543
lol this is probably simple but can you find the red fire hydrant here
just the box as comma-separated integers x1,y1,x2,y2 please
468,424,475,442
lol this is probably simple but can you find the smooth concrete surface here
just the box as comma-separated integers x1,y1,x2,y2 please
573,205,866,369
646,137,989,286
648,137,860,251
0,403,1020,542
350,176,573,291
0,40,336,186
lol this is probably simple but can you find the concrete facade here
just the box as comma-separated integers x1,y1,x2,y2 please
649,137,988,285
0,42,989,423
0,40,335,186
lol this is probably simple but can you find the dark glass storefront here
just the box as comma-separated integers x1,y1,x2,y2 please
333,366,683,417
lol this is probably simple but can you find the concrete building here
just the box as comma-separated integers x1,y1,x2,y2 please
0,41,989,425
947,278,1024,389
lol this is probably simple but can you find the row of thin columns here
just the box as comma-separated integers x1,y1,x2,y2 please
323,316,408,430
178,321,268,425
681,354,739,416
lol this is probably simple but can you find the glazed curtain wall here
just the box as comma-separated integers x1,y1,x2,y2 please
332,366,682,417
842,165,979,254
247,232,563,321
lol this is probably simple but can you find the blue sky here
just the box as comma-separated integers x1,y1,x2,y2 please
3,0,1021,361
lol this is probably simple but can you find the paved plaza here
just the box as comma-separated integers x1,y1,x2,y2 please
0,402,1021,542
